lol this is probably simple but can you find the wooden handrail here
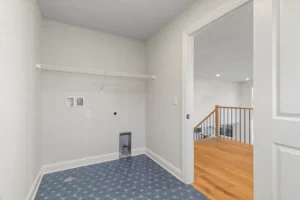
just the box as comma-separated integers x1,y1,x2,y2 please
218,106,254,110
194,110,215,129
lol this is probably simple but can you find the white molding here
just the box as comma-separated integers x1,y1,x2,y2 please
25,168,44,200
181,0,252,185
272,143,300,200
42,147,145,174
271,0,300,121
184,0,251,35
181,32,195,184
272,143,280,200
145,148,182,181
42,152,118,174
132,147,146,156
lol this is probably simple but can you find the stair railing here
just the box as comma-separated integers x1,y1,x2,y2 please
194,105,254,145
194,110,216,140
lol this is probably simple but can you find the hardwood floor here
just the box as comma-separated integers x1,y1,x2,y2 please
192,137,253,200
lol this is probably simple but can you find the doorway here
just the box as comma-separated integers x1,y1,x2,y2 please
181,0,253,198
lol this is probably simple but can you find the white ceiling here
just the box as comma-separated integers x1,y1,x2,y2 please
38,0,197,41
195,2,253,82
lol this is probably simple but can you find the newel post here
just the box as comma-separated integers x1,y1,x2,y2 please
215,105,219,137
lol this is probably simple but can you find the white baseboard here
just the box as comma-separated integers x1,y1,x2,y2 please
25,168,44,200
145,148,182,181
132,147,146,156
42,147,145,174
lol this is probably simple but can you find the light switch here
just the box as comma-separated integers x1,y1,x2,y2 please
86,110,91,118
173,96,178,105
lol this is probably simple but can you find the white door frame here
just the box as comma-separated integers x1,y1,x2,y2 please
181,0,252,184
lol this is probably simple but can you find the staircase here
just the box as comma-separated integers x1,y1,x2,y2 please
194,105,254,145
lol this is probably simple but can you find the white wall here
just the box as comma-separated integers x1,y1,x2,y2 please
239,81,253,107
145,0,236,171
0,0,42,199
41,20,146,165
193,79,240,127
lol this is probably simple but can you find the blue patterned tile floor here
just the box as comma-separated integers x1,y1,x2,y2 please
35,154,208,200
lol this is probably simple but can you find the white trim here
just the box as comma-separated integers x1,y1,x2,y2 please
272,0,279,120
25,168,44,200
271,0,300,121
272,143,280,200
273,116,300,122
145,148,182,181
131,147,146,156
181,33,195,184
272,143,300,200
184,0,251,35
42,147,145,174
181,0,252,185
